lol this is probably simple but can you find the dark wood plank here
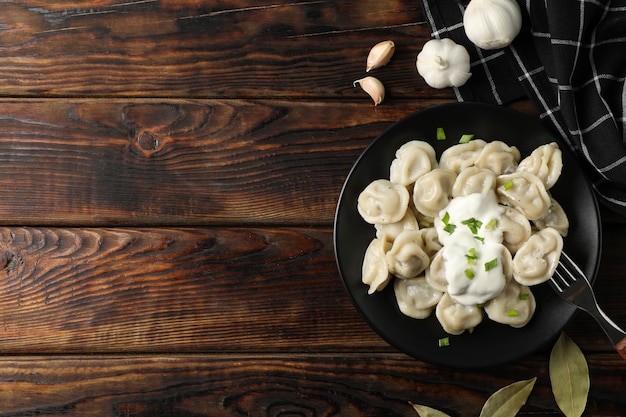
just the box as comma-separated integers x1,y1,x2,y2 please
0,0,440,99
0,226,377,353
0,353,622,416
0,225,622,354
0,99,538,226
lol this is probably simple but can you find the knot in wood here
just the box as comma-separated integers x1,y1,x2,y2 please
135,130,161,156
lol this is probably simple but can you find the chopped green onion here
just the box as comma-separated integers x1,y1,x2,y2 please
503,180,514,190
464,268,475,279
438,337,450,347
507,309,519,317
474,236,485,243
468,327,475,334
484,258,498,271
461,217,482,234
459,134,474,144
418,220,431,228
466,249,479,265
436,127,446,140
443,223,456,234
442,211,450,225
519,293,530,301
485,219,497,230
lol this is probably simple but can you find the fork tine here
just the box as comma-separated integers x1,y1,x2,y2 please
559,251,588,283
550,268,569,292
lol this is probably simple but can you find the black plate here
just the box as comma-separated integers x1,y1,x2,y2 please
334,102,602,368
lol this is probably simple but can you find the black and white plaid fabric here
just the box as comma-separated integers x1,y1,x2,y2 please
419,0,626,216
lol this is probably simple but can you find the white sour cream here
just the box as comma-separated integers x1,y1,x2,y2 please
434,191,507,305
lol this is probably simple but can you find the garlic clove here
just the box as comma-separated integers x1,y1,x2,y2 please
463,0,522,50
416,38,471,89
353,76,385,105
366,40,395,72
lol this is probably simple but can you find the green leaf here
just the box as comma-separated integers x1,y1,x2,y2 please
550,332,589,417
410,402,451,417
478,378,536,417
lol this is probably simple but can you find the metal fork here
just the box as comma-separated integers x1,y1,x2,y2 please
550,251,626,360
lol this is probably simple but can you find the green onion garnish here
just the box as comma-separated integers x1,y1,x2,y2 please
474,236,485,243
442,212,456,233
519,293,530,301
485,219,497,230
466,247,478,261
437,127,446,140
484,258,498,271
461,217,482,234
419,220,431,228
503,180,514,190
507,309,519,317
443,223,456,234
464,268,475,279
438,337,450,347
459,134,474,144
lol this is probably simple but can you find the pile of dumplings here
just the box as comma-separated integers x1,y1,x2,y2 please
357,138,569,335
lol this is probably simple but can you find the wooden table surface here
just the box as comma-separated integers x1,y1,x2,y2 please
0,1,624,416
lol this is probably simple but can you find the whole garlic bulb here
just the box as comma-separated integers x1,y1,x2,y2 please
416,38,472,89
463,0,522,50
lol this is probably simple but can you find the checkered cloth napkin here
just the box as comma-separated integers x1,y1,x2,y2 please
419,0,626,215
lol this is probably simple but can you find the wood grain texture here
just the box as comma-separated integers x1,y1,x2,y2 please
0,353,622,417
0,99,537,226
0,0,437,99
0,225,621,355
0,226,375,353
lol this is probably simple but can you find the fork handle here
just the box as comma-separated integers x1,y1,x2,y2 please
616,337,626,361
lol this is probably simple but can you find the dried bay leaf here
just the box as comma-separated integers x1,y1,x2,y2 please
478,378,536,417
550,332,589,417
410,402,452,417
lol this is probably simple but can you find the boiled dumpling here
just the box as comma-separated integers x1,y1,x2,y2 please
517,142,562,189
375,210,419,242
435,292,483,335
439,139,487,173
533,197,569,237
362,238,392,294
394,276,443,319
413,169,457,218
474,140,521,175
496,172,551,220
358,179,410,224
451,166,497,197
418,227,442,258
512,227,563,286
386,230,430,279
484,281,536,328
425,249,448,292
499,206,532,254
389,140,438,185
